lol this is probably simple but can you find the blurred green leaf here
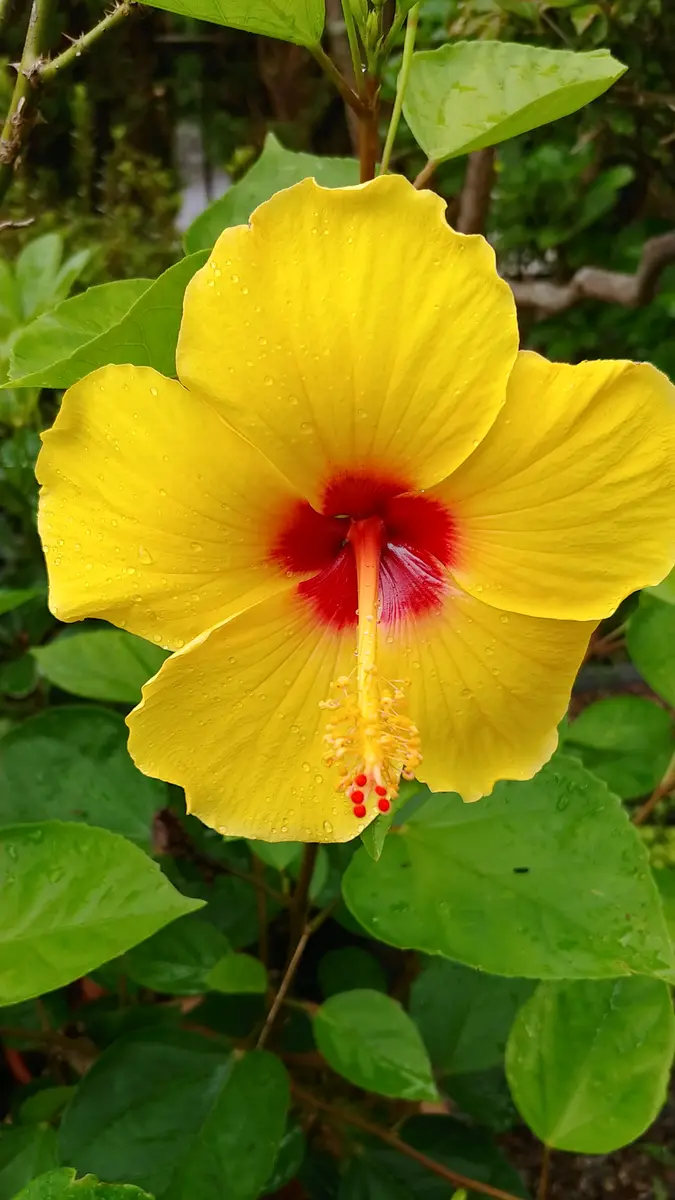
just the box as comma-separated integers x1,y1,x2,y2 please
247,838,302,871
185,133,358,253
15,234,63,322
628,595,675,706
8,280,151,388
206,952,267,994
60,1031,288,1200
7,254,207,389
14,1171,153,1199
318,946,387,997
138,0,324,43
123,915,232,994
0,1126,58,1200
32,628,168,703
19,1088,75,1126
562,696,674,800
444,1068,520,1133
342,757,674,979
410,959,533,1075
313,989,438,1101
0,587,44,616
262,1123,306,1196
0,822,202,1005
0,706,166,849
403,42,626,160
506,977,675,1151
648,567,675,606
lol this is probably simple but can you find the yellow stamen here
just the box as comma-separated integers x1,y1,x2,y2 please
320,517,422,815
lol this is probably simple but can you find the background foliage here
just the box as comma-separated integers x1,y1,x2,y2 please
2,1,675,1198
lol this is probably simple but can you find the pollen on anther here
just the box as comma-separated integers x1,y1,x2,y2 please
350,790,364,804
353,804,367,819
354,773,368,787
377,798,391,814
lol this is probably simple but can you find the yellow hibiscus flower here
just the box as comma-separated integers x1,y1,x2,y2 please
37,175,675,842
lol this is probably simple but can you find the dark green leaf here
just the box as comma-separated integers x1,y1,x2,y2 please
0,822,202,1005
313,989,438,1101
14,1168,154,1198
318,947,387,998
247,839,302,872
206,952,267,994
0,587,44,616
627,596,675,706
562,696,674,800
263,1123,306,1196
342,757,674,979
138,0,324,44
8,280,151,387
410,959,533,1074
32,629,168,703
0,1126,58,1200
7,254,207,389
19,1088,76,1125
506,977,675,1151
444,1068,520,1133
123,915,232,994
185,133,358,253
0,707,167,849
403,41,626,161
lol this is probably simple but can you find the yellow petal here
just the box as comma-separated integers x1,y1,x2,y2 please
37,365,300,649
177,175,518,508
378,588,594,802
436,352,675,621
127,590,369,843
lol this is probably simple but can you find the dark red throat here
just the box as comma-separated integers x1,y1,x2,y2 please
271,471,457,629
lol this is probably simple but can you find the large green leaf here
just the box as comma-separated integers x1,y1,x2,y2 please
6,254,207,389
185,133,358,253
206,952,267,994
342,757,674,979
60,1030,288,1200
0,706,166,849
123,914,232,995
410,959,533,1075
562,696,675,800
506,977,675,1151
14,1169,153,1199
0,1126,58,1200
313,989,438,1101
403,41,626,161
32,629,168,704
8,280,151,387
0,822,202,1005
138,0,324,44
627,595,675,706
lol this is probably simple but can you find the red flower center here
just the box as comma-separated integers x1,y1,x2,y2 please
272,471,457,628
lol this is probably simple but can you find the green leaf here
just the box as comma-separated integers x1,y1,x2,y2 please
19,1088,76,1125
8,280,151,389
60,1031,289,1200
32,629,168,703
506,977,675,1151
14,1168,154,1198
342,756,674,979
16,234,63,322
318,946,387,997
0,706,167,849
648,567,675,606
246,838,302,871
7,254,207,389
313,989,438,1101
627,595,675,706
263,1124,306,1196
0,822,202,1005
410,959,533,1075
185,132,358,253
139,0,323,44
403,41,626,161
0,1126,58,1200
164,1051,289,1200
0,587,44,616
562,696,675,800
444,1068,520,1133
123,914,232,994
206,952,267,994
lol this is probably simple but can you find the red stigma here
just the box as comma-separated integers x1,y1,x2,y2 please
350,790,365,804
353,804,367,819
374,785,387,797
377,798,391,814
354,773,368,788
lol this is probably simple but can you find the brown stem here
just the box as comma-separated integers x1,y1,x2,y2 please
292,1084,524,1200
256,898,336,1050
253,856,269,969
288,843,318,948
413,158,437,190
359,77,380,183
456,147,495,235
633,749,675,826
537,1145,551,1200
